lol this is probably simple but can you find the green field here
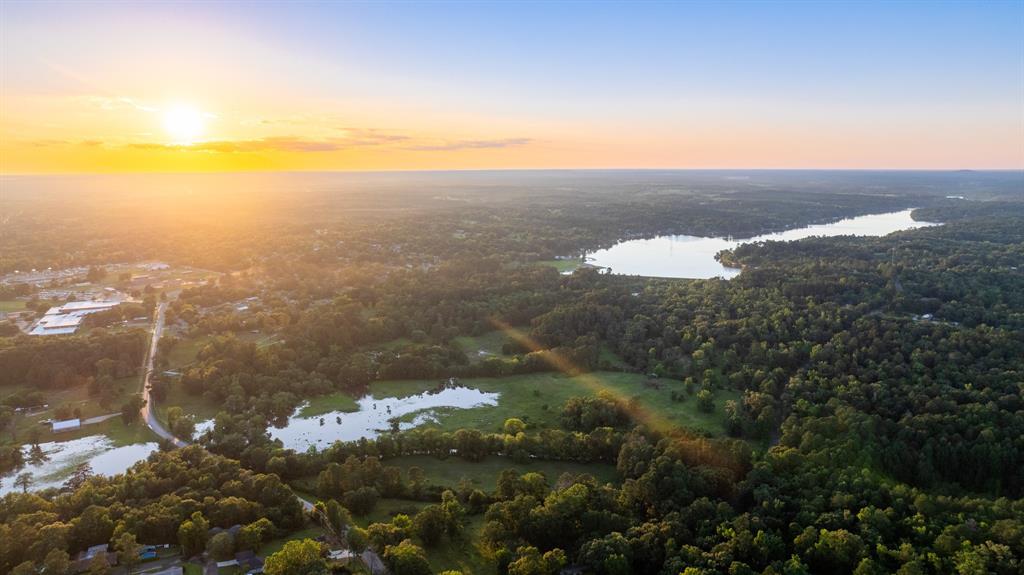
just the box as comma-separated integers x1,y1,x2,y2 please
0,300,26,312
164,335,213,369
422,515,494,575
353,498,431,527
157,381,221,430
299,393,359,417
597,345,631,370
453,330,515,361
372,371,739,436
385,454,619,491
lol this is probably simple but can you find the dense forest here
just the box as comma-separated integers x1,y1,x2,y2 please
1,172,1022,574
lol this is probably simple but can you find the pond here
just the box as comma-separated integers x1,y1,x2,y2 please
194,384,500,452
586,209,938,279
0,435,158,495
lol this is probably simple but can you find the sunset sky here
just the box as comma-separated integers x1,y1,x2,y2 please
1,1,1022,173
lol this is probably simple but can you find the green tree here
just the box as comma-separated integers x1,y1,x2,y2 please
120,394,146,425
347,526,369,553
14,472,32,492
42,549,71,575
264,539,327,575
383,539,432,575
177,511,209,558
343,486,379,516
207,532,235,561
87,554,110,575
324,499,352,539
115,532,142,574
411,505,447,547
696,389,714,413
11,561,36,575
508,546,566,575
237,518,274,551
503,418,526,435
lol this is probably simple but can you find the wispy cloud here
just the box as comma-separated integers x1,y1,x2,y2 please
82,95,158,113
404,138,533,152
336,128,410,147
126,137,345,153
119,133,533,154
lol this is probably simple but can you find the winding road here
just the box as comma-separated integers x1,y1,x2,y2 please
140,302,188,448
138,300,385,571
138,301,315,511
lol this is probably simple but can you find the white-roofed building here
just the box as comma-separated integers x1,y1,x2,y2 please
52,418,81,432
29,300,122,336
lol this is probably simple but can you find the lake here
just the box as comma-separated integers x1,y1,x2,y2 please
0,435,158,495
586,209,939,279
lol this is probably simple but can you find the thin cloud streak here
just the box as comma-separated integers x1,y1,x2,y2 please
405,138,533,152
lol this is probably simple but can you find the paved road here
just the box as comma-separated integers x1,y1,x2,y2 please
138,302,315,511
135,303,383,568
140,302,188,448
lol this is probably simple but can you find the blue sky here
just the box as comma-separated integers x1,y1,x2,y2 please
2,1,1022,171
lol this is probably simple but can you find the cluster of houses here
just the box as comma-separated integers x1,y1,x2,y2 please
70,540,264,575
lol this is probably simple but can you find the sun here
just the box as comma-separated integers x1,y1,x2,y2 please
162,105,205,145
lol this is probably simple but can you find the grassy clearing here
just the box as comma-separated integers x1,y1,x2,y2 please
29,416,158,447
372,371,739,436
536,259,581,273
157,381,222,429
598,345,632,370
164,335,213,369
0,300,26,312
453,330,515,361
299,393,359,417
1,375,148,446
385,455,619,491
258,525,326,557
353,498,431,527
424,515,495,575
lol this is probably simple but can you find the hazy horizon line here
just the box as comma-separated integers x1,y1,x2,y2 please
3,166,1023,178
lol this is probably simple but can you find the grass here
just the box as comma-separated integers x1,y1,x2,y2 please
183,563,203,575
258,525,326,558
453,330,515,362
28,416,158,447
353,498,431,527
597,345,631,370
299,393,359,417
384,454,619,491
1,375,150,447
536,259,581,273
371,371,739,436
157,381,222,429
424,515,495,575
164,335,214,369
0,300,26,312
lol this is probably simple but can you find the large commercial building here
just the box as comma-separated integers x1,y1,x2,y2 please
29,300,121,336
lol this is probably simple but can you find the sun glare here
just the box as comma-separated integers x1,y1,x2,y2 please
162,105,205,145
